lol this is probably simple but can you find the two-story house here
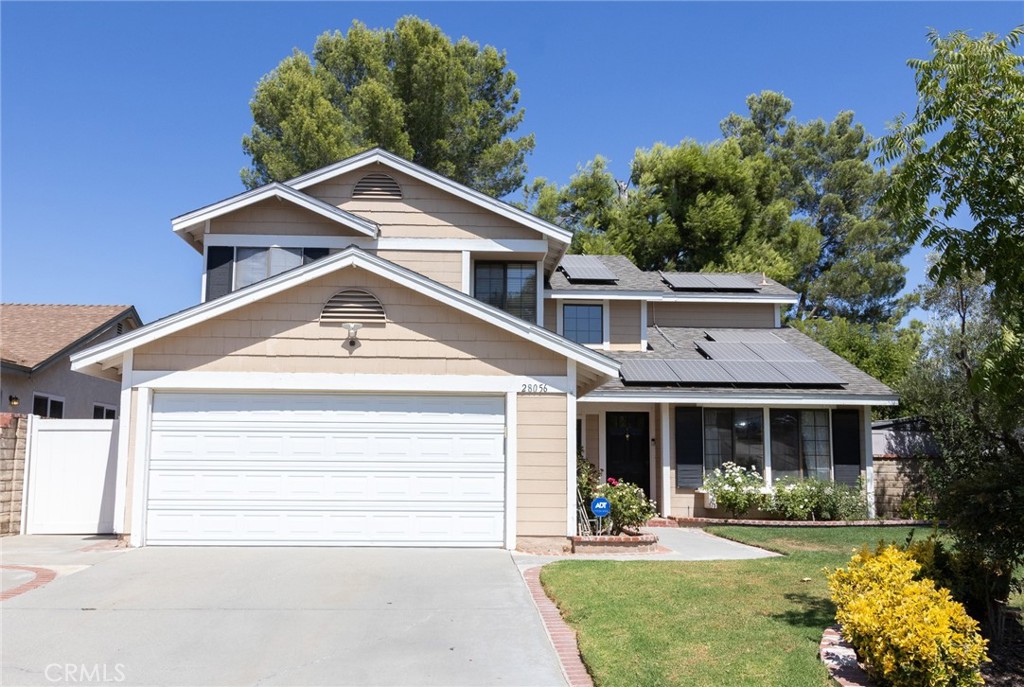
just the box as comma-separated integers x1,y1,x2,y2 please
71,149,896,548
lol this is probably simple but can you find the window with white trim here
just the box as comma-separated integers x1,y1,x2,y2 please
93,404,117,420
206,246,330,300
703,408,764,474
33,394,64,419
473,262,537,321
563,304,603,344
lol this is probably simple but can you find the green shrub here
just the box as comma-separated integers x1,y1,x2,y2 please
702,462,767,517
594,478,657,534
827,545,988,687
768,477,868,521
577,450,601,505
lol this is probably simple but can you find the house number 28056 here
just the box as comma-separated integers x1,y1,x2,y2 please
521,383,549,393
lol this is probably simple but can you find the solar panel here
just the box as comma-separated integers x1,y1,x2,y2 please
704,330,784,344
665,360,734,383
704,275,758,291
558,255,617,282
619,359,679,383
719,361,791,384
770,361,844,385
662,273,714,290
694,341,759,361
754,343,813,362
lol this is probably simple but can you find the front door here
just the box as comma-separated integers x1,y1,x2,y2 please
606,412,651,498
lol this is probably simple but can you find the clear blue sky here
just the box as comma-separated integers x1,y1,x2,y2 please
2,2,1021,323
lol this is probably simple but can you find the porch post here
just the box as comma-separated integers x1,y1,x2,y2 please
660,403,671,517
762,407,772,487
862,406,876,518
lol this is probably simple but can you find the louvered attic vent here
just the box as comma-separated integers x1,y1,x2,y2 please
352,173,402,199
320,289,387,324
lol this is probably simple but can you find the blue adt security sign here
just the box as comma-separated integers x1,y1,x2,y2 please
590,497,611,518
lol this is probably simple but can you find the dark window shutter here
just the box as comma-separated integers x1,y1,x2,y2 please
675,407,703,488
832,410,861,466
205,247,234,301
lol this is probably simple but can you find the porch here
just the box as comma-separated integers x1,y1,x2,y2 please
576,401,877,519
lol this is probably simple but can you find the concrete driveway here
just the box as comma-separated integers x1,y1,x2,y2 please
2,540,566,686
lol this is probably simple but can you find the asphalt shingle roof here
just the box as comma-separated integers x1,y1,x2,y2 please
1,304,135,369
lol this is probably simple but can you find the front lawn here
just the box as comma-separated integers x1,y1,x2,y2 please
539,526,921,687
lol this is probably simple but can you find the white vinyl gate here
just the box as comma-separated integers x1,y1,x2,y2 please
24,418,118,534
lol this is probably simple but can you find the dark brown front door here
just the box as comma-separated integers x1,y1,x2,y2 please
606,412,651,498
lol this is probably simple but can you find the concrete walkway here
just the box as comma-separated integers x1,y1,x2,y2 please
513,527,778,570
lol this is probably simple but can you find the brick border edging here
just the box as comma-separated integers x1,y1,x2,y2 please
672,516,935,528
0,565,57,601
820,625,873,686
523,566,595,687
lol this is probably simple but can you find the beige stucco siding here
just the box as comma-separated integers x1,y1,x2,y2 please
542,301,557,333
374,250,462,290
303,164,539,241
647,302,774,328
208,198,368,238
610,300,642,350
517,394,568,537
133,269,565,377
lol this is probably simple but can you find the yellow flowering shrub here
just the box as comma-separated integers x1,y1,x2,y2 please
826,545,988,687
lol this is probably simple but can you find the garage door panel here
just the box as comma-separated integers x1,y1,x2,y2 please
146,393,508,546
148,470,504,501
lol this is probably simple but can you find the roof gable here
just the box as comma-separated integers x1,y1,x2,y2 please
1,304,140,370
171,183,379,245
287,149,572,246
71,248,618,381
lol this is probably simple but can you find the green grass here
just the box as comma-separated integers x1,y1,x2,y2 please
540,526,922,687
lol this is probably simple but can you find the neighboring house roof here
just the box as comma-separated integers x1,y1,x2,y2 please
0,304,140,372
588,325,897,404
171,183,380,251
286,148,574,247
547,254,798,303
71,247,620,383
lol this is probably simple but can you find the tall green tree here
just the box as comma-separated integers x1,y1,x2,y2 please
722,93,912,322
242,17,534,196
881,27,1024,634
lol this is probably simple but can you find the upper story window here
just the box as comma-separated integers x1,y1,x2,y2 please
563,304,603,345
33,393,64,419
473,262,537,322
206,246,330,301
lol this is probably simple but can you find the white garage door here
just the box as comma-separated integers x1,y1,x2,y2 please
145,393,506,546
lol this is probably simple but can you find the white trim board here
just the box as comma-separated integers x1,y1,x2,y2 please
131,372,573,394
546,290,798,305
203,235,549,254
172,183,378,240
71,247,620,381
583,393,898,406
286,148,572,245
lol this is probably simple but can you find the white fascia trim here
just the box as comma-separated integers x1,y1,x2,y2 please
72,248,619,379
171,184,379,238
504,391,518,549
286,148,572,245
583,393,899,406
132,371,572,394
113,351,133,534
640,301,648,350
203,235,549,253
547,290,798,304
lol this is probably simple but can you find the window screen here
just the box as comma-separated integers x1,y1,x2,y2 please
269,247,303,277
205,246,234,301
235,247,267,289
563,304,603,344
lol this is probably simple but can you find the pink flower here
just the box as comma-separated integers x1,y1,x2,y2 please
607,477,619,486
